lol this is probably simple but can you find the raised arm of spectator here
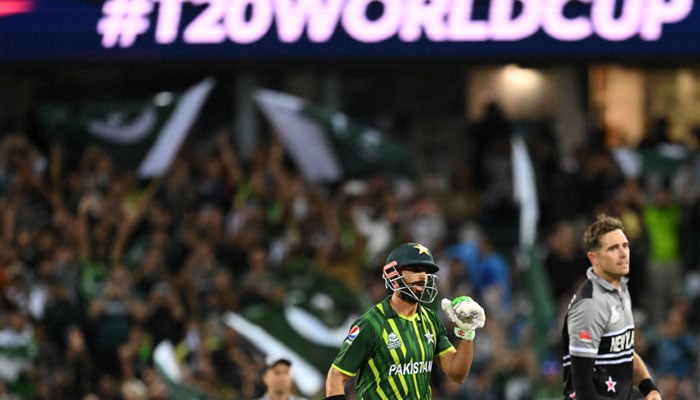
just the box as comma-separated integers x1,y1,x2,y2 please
110,175,160,263
216,130,243,186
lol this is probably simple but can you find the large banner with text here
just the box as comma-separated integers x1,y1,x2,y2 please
1,0,698,61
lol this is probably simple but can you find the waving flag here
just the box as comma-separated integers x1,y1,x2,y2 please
223,271,366,398
38,77,215,179
253,89,414,183
153,341,210,400
511,133,555,362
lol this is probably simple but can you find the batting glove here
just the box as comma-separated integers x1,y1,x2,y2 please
441,296,485,341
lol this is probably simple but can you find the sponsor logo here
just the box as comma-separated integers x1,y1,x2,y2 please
388,361,433,376
347,325,360,341
610,306,621,324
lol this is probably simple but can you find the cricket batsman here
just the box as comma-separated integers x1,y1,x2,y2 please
324,242,486,400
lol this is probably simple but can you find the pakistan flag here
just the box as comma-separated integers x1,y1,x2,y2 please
253,88,415,183
38,78,215,178
225,271,369,398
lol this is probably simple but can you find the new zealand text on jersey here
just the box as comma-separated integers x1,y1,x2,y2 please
610,330,634,353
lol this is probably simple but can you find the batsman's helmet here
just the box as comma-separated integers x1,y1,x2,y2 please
382,242,439,304
385,242,440,273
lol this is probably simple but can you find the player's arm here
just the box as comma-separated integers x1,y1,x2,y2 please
569,355,599,399
566,295,606,399
435,337,473,383
325,366,351,399
325,319,372,400
633,351,661,400
438,296,485,383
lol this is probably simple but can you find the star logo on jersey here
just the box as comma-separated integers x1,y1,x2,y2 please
413,244,431,256
605,376,617,392
424,332,434,344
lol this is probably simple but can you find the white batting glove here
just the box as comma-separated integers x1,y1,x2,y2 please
441,296,486,341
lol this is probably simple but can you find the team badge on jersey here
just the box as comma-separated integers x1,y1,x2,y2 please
387,332,402,349
347,325,360,341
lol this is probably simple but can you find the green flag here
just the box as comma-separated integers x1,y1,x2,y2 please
153,341,211,400
38,78,215,178
511,134,555,361
253,89,414,183
223,272,366,398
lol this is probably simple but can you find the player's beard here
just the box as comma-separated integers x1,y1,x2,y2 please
388,273,438,303
399,290,420,304
397,280,425,304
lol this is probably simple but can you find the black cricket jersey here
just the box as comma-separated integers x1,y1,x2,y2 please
562,267,635,399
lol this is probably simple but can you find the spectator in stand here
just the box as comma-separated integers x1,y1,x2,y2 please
139,367,170,399
176,239,225,319
210,325,261,398
61,325,97,398
405,191,447,251
239,244,283,307
542,220,588,304
87,265,147,377
0,306,38,398
646,299,697,394
144,281,187,347
642,179,684,325
120,378,149,400
448,226,513,325
532,359,563,400
255,355,308,400
612,179,651,307
204,268,241,317
469,100,513,191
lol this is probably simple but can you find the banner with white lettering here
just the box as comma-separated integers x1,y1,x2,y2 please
0,0,698,60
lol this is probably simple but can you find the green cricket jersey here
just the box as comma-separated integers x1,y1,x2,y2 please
331,296,455,400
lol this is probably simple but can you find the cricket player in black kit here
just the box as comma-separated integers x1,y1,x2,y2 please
562,214,661,400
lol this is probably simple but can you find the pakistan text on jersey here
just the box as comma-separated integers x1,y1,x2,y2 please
388,361,433,376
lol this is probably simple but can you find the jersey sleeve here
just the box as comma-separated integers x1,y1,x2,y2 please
331,317,377,376
431,308,455,356
567,297,608,358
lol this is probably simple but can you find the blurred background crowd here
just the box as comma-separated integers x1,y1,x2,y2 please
0,88,699,400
